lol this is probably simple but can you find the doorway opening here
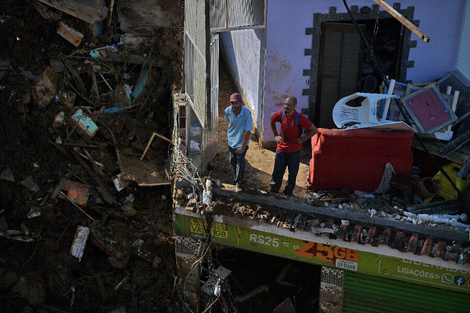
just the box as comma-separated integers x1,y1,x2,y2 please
202,246,322,313
304,5,416,129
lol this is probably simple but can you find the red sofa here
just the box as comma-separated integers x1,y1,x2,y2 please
308,128,414,192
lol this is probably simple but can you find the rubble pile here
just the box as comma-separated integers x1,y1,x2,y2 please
174,185,470,263
0,1,183,312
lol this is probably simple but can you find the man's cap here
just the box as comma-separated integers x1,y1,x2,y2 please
230,93,242,102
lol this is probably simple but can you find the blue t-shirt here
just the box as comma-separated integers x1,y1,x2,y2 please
225,106,252,149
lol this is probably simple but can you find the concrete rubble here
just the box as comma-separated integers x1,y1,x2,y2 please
0,0,182,312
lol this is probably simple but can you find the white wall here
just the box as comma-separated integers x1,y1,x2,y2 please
262,0,466,142
457,0,470,79
220,29,264,132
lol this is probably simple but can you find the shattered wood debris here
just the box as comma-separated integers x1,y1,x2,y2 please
0,0,182,311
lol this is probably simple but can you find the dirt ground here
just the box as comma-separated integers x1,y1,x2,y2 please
211,61,313,199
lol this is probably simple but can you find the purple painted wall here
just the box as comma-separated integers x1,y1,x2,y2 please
456,1,470,78
409,0,465,81
262,0,467,142
220,29,264,131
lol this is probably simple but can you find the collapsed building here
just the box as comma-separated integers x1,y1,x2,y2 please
0,0,182,312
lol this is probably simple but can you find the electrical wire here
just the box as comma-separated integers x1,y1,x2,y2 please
342,0,387,83
170,138,222,312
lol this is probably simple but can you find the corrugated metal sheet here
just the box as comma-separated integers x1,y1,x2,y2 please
343,271,470,313
184,0,208,127
210,0,265,31
227,0,264,28
209,0,226,30
199,34,219,173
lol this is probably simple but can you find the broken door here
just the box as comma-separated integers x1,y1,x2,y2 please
200,33,219,173
316,22,365,129
184,0,216,173
184,0,209,128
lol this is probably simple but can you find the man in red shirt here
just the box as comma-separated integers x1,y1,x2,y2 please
270,96,318,195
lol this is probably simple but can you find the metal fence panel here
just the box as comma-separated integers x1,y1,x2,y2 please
184,0,208,127
200,34,219,172
228,0,264,28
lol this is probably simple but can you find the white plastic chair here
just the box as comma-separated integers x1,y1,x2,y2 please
332,92,400,128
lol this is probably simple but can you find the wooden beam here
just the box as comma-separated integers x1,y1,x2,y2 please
140,132,172,160
107,0,115,29
373,0,430,43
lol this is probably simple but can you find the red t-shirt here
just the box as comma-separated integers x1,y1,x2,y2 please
271,110,313,152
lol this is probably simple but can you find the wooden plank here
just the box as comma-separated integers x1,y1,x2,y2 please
140,132,172,160
373,0,430,43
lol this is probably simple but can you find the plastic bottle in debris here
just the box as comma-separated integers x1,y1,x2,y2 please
203,190,212,206
203,179,212,206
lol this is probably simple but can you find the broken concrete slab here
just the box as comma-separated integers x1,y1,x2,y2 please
118,0,180,35
116,148,169,186
38,0,107,24
117,0,180,54
33,1,63,20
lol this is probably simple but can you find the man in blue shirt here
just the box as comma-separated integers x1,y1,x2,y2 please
224,93,252,192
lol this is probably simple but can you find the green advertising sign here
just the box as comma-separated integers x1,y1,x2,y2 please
376,255,470,291
174,213,470,294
